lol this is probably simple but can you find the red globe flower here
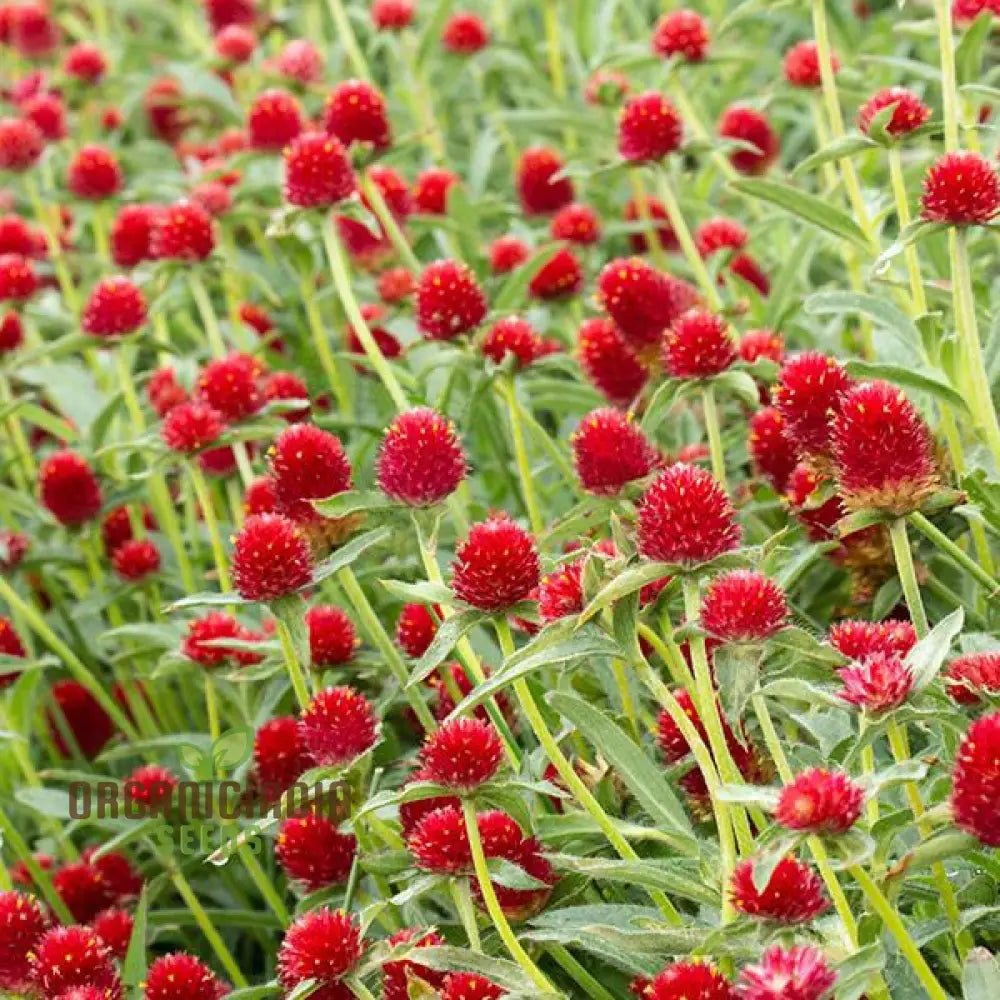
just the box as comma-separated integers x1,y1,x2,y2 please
161,401,225,453
52,861,114,922
269,422,352,524
528,246,584,300
0,117,44,172
111,203,159,267
652,9,709,62
420,717,504,789
656,689,709,763
488,236,530,274
245,475,278,516
624,196,679,254
278,908,364,999
442,11,489,53
112,538,160,581
306,605,358,667
0,891,48,992
150,201,216,261
89,908,134,960
700,570,788,641
638,463,740,566
0,616,26,688
247,89,303,150
183,611,262,668
838,651,913,714
696,216,748,257
773,351,852,457
63,42,107,82
775,769,864,833
577,316,649,405
0,254,38,301
922,151,1000,225
377,266,416,302
40,450,102,526
407,805,472,873
719,104,779,175
372,0,415,29
414,167,459,214
277,813,357,890
572,407,657,495
945,652,1000,704
145,953,227,1000
730,856,830,924
482,316,549,367
416,259,488,340
0,311,23,353
828,619,917,661
197,353,263,420
47,680,115,759
82,276,147,338
299,685,378,765
253,716,315,797
262,371,309,420
516,146,574,215
377,407,467,506
396,604,439,658
283,131,355,208
22,93,67,141
858,87,931,138
618,91,683,161
739,945,837,1000
740,329,784,366
441,973,505,1000
216,24,257,61
550,202,601,244
67,145,122,199
383,929,446,1000
952,711,1000,846
275,39,324,82
452,516,540,611
322,80,391,149
203,0,257,32
538,560,584,623
123,764,178,812
748,407,798,493
663,308,737,379
783,40,836,88
28,925,120,1000
232,513,313,601
643,961,736,1000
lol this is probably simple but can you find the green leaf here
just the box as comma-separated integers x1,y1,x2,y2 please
311,490,396,518
956,12,994,84
407,609,485,687
579,561,674,622
14,787,72,819
547,854,717,905
493,245,560,312
713,645,761,726
963,950,1000,1000
905,607,964,692
804,291,921,362
791,134,877,176
311,527,392,585
379,579,453,605
223,987,281,1000
711,369,760,406
843,360,968,413
872,221,947,278
730,178,869,248
486,856,552,890
122,887,149,989
639,378,687,433
548,691,696,849
166,591,247,612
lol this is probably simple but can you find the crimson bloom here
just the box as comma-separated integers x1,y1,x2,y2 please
420,717,504,789
739,945,837,1000
278,909,364,999
652,10,709,61
577,317,649,405
323,80,391,149
921,151,1000,224
40,450,102,526
377,407,467,505
299,685,378,765
730,856,829,924
144,953,226,1000
952,711,1000,846
719,104,778,174
231,514,313,601
572,407,657,495
452,516,540,611
838,651,914,714
283,131,355,208
858,87,931,138
306,605,358,667
416,259,488,340
663,309,737,379
700,570,788,642
516,146,574,215
945,652,1000,704
82,276,147,338
775,769,864,834
277,813,357,890
618,91,683,161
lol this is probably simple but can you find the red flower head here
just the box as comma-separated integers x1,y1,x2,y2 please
47,680,115,759
952,711,1000,846
656,688,708,763
577,316,649,405
197,353,263,420
269,422,352,524
399,765,461,838
306,605,358,667
922,151,1000,225
516,146,574,215
63,42,107,82
572,407,657,495
748,407,798,493
474,815,556,920
441,973,506,1000
739,945,837,1000
40,450,102,526
414,167,459,214
416,259,488,340
482,316,546,367
773,351,851,458
245,475,278,516
696,217,748,257
858,87,931,138
452,516,540,611
232,513,313,601
9,3,59,58
701,570,788,642
596,256,697,350
663,308,737,379
283,131,355,208
105,505,158,559
719,104,779,175
372,0,415,29
952,0,1000,21
183,611,262,668
0,311,23,353
277,813,357,890
22,93,67,141
838,651,913,714
396,604,439,658
377,266,416,302
643,961,736,1000
945,652,1000,705
89,908,134,960
652,9,710,62
0,890,47,991
442,11,489,53
124,763,178,813
247,89,303,151
783,40,836,88
145,953,227,1000
624,196,679,254
539,560,584,622
241,303,273,335
585,69,631,106
638,463,741,566
730,856,830,924
275,39,324,82
618,91,683,161
377,407,467,506
278,908,364,998
112,538,160,581
550,202,601,244
300,685,378,765
151,201,216,261
82,847,141,903
203,0,257,31
829,619,917,660
0,254,38,301
420,717,504,789
262,371,309,420
528,246,584,300
0,117,44,172
776,768,864,833
215,24,256,62
67,145,122,200
0,216,37,257
111,203,159,267
253,715,315,796
407,805,471,873
52,861,113,922
0,616,26,687
161,401,225,453
740,329,784,366
830,380,939,514
29,925,120,999
323,80,391,149
383,929,446,1000
82,276,147,338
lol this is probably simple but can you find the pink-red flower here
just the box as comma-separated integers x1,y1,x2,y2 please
278,909,364,997
231,513,313,601
652,9,709,61
377,407,467,505
299,685,378,765
701,570,788,641
416,259,488,340
738,945,837,1000
572,407,657,495
952,711,1000,846
730,856,830,924
775,769,864,833
277,813,357,890
922,151,1000,225
618,92,683,161
516,146,574,215
858,87,931,138
283,131,355,208
452,516,540,611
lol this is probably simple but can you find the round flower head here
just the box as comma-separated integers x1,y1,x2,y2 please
245,476,278,516
652,9,709,61
644,961,736,1000
420,717,504,789
828,619,917,660
254,716,315,796
624,196,679,254
585,68,631,106
416,259,488,340
396,603,439,658
441,973,506,1000
656,689,710,763
701,570,788,642
550,202,601,244
577,317,649,405
921,151,1000,225
47,680,115,759
150,201,216,261
322,80,391,149
0,254,39,302
372,0,415,29
82,276,147,339
377,407,467,506
538,560,584,623
111,203,159,267
112,538,160,581
952,711,1000,846
663,308,737,379
283,131,355,208
858,87,931,138
145,953,227,1000
51,860,114,922
9,3,60,57
383,929,447,1000
215,24,256,61
299,685,377,765
195,353,262,421
0,890,48,991
452,516,540,611
377,266,416,302
952,0,1000,20
638,463,741,566
739,945,837,1000
275,38,324,82
278,909,365,999
277,813,357,890
775,768,864,834
618,91,683,161
231,513,313,601
306,605,358,667
838,651,913,714
730,856,830,924
571,407,657,496
945,652,1000,704
475,818,556,920
748,407,798,493
262,372,309,420
247,88,304,150
28,925,120,999
528,246,584,300
0,616,26,687
0,117,44,172
482,316,550,367
270,423,353,521
123,764,178,813
719,104,779,175
442,11,489,53
414,167,459,214
67,145,122,199
0,311,23,353
23,93,67,141
183,611,262,668
516,146,574,215
407,805,472,873
40,450,102,526
773,352,852,457
783,40,836,88
830,380,939,514
90,907,134,960
487,234,530,274
161,401,225,453
203,0,257,31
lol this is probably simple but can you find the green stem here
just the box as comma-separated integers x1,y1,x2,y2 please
933,0,960,153
701,385,727,493
0,809,75,922
361,175,421,274
543,0,566,101
300,274,352,418
888,518,928,638
238,843,290,927
499,377,544,536
276,617,313,711
187,463,232,592
909,512,998,596
451,877,482,951
188,269,227,358
325,0,371,80
547,944,617,1000
887,148,927,315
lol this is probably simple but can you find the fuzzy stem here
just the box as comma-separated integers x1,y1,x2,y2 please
361,175,421,274
888,518,928,638
886,147,927,315
701,385,728,493
451,877,482,951
499,376,544,536
275,616,313,712
933,0,960,153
